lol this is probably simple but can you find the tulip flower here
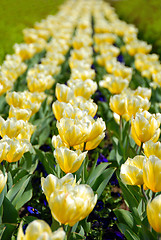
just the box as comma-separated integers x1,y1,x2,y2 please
41,173,97,226
52,101,88,121
143,141,161,159
0,117,36,141
17,220,65,240
71,68,95,81
9,105,32,121
55,83,74,103
110,94,127,116
143,155,161,192
57,118,90,147
131,111,160,146
68,79,97,99
120,155,145,185
99,75,129,94
0,170,7,194
126,96,150,118
133,86,152,100
0,136,32,163
69,96,98,117
54,147,87,173
147,194,161,233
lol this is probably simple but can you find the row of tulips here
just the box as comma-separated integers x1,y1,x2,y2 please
92,1,161,239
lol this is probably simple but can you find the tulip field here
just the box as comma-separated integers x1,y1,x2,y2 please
1,0,161,239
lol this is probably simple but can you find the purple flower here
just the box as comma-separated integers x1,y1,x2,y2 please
27,206,39,215
94,200,104,211
117,54,124,63
97,154,108,165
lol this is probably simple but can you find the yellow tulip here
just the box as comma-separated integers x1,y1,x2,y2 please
52,101,71,121
55,83,74,103
42,174,97,226
52,135,68,149
125,40,152,56
41,173,76,201
9,105,32,121
143,141,161,159
6,91,43,115
54,147,87,173
0,73,13,95
126,96,150,118
0,136,32,163
96,53,116,67
0,170,7,194
17,220,65,240
69,96,98,117
68,79,97,99
86,117,106,142
143,155,161,192
0,117,36,140
57,118,90,147
120,155,145,185
52,101,88,121
27,75,55,93
100,75,129,94
131,111,160,145
133,86,152,100
147,195,161,233
14,43,36,61
110,94,127,116
85,132,105,150
71,68,95,81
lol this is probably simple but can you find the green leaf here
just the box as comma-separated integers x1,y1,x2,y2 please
2,197,18,223
114,209,135,229
35,149,55,175
15,181,33,210
117,175,139,209
93,167,116,198
1,224,16,240
39,124,50,146
6,175,29,202
86,162,109,186
125,229,140,240
12,176,32,209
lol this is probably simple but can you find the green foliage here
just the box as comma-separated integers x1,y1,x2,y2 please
110,0,161,57
0,0,65,63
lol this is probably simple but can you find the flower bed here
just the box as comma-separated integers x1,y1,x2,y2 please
0,0,161,239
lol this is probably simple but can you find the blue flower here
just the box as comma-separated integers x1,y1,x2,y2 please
94,200,104,211
39,145,52,152
117,54,124,63
97,154,108,165
27,206,39,215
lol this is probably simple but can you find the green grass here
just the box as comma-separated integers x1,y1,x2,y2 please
0,0,65,64
109,0,161,57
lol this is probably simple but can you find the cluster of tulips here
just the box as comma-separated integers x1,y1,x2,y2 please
1,0,161,239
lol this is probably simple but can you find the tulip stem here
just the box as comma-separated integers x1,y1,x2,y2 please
139,142,143,155
83,142,86,152
120,116,122,142
141,185,148,202
67,226,72,240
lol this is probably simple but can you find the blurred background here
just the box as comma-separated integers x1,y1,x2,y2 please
0,0,65,64
110,0,161,57
0,0,161,63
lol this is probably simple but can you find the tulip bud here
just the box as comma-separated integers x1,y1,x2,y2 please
143,155,161,192
0,170,7,194
54,147,87,173
147,194,161,233
120,155,145,185
17,220,65,240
